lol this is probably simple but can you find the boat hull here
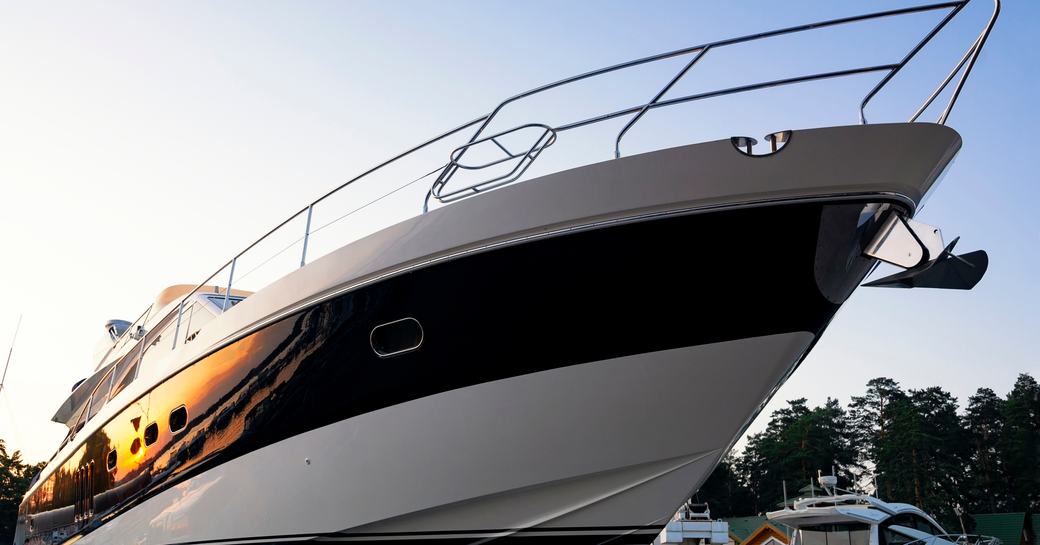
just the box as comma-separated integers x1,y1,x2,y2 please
79,333,812,545
19,199,894,545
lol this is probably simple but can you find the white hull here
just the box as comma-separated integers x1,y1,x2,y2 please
80,332,812,544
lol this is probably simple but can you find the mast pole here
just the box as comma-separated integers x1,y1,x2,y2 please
0,315,21,395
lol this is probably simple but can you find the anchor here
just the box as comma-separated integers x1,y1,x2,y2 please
862,213,988,290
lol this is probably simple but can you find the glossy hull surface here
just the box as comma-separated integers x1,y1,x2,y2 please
18,198,891,545
78,333,813,545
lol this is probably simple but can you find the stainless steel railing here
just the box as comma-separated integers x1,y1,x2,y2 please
906,534,1003,545
169,0,999,349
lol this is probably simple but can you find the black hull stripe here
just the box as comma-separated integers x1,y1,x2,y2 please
22,200,892,543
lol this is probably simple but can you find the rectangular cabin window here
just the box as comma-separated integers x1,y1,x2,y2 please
799,524,870,545
109,350,140,400
207,295,242,311
69,404,88,442
86,368,114,421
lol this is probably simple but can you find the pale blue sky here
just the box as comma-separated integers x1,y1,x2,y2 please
0,1,1035,462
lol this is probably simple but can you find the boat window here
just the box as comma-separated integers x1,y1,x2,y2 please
881,526,919,545
106,450,117,472
798,523,870,545
169,405,187,433
68,404,88,443
207,295,242,311
143,422,158,446
109,353,140,401
881,514,943,545
87,368,115,421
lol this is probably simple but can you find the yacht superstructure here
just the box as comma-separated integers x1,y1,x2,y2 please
16,2,999,544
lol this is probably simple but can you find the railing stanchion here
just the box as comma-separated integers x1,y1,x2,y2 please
301,205,314,268
223,258,237,311
615,47,708,159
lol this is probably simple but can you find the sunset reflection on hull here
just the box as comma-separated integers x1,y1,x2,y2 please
17,201,890,544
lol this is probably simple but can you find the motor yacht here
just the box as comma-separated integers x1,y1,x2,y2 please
15,1,999,544
768,477,1002,545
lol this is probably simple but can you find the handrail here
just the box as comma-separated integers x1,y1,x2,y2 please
459,0,968,162
427,124,557,208
905,534,1003,545
436,0,997,190
168,0,998,349
166,115,489,345
936,0,1000,124
859,2,966,124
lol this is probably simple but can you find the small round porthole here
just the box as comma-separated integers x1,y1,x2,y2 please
106,449,117,472
370,317,423,357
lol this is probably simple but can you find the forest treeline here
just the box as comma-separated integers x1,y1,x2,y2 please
695,373,1040,530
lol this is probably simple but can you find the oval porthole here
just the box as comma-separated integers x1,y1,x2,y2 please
143,422,159,446
169,405,187,434
130,438,141,456
370,317,423,357
106,450,117,472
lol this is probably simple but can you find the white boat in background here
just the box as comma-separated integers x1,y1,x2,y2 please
768,477,1002,545
15,1,999,544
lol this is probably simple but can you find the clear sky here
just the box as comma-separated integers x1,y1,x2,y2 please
0,1,1036,463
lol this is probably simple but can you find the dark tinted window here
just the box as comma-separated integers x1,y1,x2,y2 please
110,359,138,399
87,368,114,421
169,406,187,433
881,514,943,545
881,526,916,545
207,296,242,310
143,422,159,446
70,406,88,440
889,514,942,535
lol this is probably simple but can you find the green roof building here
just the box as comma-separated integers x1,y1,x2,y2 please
972,513,1038,545
726,516,770,543
724,516,794,545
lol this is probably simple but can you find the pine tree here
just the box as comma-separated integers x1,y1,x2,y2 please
963,387,1008,512
998,374,1040,512
849,377,906,497
907,386,969,527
